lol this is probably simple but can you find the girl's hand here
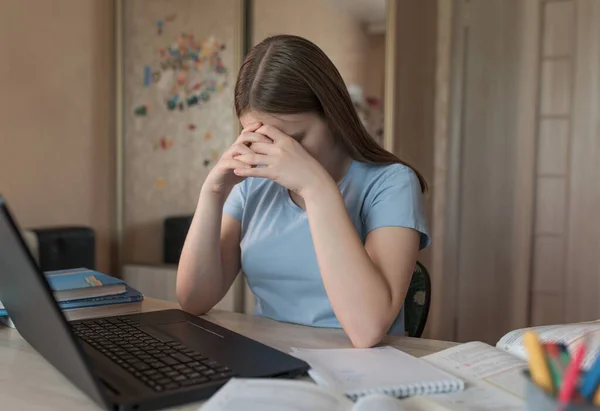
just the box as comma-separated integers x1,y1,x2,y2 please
232,125,330,198
203,122,273,196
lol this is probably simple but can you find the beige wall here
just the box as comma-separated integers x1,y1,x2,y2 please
252,0,373,92
389,0,438,270
364,34,386,102
0,0,115,273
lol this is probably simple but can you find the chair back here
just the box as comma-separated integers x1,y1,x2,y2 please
404,261,431,338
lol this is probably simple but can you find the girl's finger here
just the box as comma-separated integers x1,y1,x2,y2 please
249,142,278,155
241,122,261,133
236,131,274,146
218,158,252,171
234,166,271,178
227,143,254,157
234,152,271,166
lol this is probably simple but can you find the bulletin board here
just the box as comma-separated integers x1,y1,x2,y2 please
120,0,244,264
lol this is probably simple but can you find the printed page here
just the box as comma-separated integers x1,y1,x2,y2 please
199,378,352,411
496,321,600,369
422,342,527,411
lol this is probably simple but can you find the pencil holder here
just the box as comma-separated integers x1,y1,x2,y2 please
525,372,599,411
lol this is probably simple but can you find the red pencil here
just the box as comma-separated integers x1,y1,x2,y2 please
558,342,587,404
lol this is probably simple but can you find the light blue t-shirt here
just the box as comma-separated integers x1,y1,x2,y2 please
223,161,430,335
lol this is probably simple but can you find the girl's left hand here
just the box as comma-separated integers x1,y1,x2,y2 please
233,125,330,198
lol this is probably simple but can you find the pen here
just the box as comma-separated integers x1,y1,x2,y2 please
557,343,571,368
558,342,586,404
524,332,554,393
580,350,600,400
544,343,564,390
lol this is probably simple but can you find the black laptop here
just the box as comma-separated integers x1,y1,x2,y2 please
0,196,308,410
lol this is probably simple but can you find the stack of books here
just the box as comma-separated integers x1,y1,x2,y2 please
0,268,143,326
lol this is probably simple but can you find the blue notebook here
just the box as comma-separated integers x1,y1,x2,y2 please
44,268,127,301
0,286,144,317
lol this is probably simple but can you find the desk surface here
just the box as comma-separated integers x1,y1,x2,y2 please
0,298,457,410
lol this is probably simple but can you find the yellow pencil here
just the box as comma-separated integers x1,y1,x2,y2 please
524,331,554,393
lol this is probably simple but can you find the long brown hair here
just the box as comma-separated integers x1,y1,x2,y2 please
234,34,427,192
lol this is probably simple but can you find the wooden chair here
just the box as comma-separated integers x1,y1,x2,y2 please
404,261,431,338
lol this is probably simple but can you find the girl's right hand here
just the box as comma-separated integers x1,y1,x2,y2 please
203,122,272,196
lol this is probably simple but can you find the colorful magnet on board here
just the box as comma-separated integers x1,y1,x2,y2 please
159,137,173,150
167,100,176,110
203,160,211,167
188,124,197,131
204,132,212,141
186,95,198,106
144,65,152,87
157,20,164,35
134,105,148,116
155,177,166,189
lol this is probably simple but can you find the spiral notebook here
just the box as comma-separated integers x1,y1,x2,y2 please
290,346,464,401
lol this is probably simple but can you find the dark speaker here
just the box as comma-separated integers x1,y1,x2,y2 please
163,215,193,264
32,227,96,272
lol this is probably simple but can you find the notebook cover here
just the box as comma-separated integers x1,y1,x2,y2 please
44,268,126,291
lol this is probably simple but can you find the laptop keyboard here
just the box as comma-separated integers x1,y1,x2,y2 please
72,317,237,392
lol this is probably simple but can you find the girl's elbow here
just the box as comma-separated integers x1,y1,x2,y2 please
347,325,386,348
176,281,207,316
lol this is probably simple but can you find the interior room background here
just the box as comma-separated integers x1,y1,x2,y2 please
1,0,599,345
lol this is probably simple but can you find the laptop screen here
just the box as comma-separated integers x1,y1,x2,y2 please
0,196,107,407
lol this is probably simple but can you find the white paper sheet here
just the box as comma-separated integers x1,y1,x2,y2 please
200,378,452,411
199,378,352,411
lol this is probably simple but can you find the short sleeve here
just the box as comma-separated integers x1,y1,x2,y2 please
223,180,247,221
364,166,430,250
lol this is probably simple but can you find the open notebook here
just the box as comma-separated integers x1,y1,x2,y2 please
290,346,464,400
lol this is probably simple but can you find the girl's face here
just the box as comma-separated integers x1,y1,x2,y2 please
239,111,340,169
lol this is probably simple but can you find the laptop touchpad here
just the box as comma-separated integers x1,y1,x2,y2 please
157,321,225,344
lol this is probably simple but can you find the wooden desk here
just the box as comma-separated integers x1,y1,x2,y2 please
0,298,457,410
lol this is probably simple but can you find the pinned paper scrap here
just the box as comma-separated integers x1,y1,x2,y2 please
134,105,148,116
156,20,164,35
204,131,212,141
144,65,152,87
155,177,166,189
186,95,199,107
159,137,173,150
176,71,187,86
